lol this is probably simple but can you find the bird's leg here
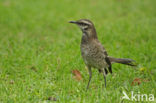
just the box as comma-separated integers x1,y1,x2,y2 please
102,68,107,88
86,66,92,90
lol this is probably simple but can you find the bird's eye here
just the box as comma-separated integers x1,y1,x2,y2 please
81,23,87,26
78,22,84,26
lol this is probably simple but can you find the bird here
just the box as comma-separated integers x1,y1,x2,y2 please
69,19,136,90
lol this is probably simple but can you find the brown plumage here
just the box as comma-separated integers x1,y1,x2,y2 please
69,19,136,90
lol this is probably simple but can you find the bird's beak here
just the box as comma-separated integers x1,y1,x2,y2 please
69,21,77,24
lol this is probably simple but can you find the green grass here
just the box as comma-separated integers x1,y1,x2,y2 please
0,0,156,102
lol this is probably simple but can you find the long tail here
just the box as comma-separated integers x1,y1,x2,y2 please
108,56,137,66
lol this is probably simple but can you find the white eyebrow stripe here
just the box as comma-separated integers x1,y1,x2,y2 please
81,20,92,25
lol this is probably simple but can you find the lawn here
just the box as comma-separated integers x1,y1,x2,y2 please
0,0,156,102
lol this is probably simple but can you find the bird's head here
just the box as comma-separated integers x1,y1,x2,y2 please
69,19,95,34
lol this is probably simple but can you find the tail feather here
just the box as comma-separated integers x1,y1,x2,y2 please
108,57,137,66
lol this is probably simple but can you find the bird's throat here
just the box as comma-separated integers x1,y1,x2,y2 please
81,31,97,44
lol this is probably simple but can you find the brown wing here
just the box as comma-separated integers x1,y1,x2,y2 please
96,40,112,74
